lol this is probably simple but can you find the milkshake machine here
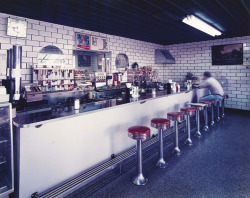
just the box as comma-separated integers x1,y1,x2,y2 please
3,45,22,103
113,72,123,85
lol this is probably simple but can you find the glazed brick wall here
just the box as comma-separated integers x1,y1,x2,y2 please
163,36,250,110
0,12,249,110
0,12,165,83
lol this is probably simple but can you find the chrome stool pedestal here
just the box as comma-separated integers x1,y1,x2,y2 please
151,118,171,168
200,101,214,131
181,107,196,146
216,100,221,121
167,112,185,156
128,126,151,185
222,94,229,118
189,103,206,138
211,102,215,126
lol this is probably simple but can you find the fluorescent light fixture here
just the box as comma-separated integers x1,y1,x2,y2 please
182,15,222,37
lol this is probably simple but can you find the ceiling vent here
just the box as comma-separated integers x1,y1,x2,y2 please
155,49,175,64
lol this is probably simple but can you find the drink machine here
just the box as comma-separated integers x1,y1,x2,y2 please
12,46,22,101
113,72,123,85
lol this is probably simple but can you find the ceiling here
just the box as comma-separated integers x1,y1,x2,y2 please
0,0,249,45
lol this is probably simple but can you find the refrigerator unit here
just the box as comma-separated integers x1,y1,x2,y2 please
0,102,14,197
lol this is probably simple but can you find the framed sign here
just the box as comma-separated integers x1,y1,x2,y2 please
212,43,243,65
91,36,108,52
76,33,90,50
7,18,27,38
115,53,129,68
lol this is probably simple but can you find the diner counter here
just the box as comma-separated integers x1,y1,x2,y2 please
14,89,201,128
13,88,208,198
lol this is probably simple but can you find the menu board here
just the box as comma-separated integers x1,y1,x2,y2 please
76,33,90,50
91,36,108,52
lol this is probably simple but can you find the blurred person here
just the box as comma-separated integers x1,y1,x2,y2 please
199,71,224,102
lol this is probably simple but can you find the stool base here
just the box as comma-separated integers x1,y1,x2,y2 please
216,117,220,122
172,147,183,156
203,126,210,131
132,174,148,186
155,159,168,168
194,131,202,138
222,114,225,118
183,138,193,146
211,121,215,126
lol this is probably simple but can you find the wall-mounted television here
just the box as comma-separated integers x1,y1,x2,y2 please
212,43,243,65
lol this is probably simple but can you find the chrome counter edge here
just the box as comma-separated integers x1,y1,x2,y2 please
13,89,197,128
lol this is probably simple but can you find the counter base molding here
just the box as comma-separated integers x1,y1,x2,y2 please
14,89,208,198
31,121,186,198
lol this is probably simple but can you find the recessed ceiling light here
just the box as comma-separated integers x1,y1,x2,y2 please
182,15,222,37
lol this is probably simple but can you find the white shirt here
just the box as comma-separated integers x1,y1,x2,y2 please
200,77,224,96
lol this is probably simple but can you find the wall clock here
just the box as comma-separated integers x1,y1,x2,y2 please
7,18,27,38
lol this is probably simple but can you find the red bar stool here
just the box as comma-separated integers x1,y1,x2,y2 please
189,103,206,138
128,126,151,185
151,118,171,168
222,94,229,118
167,112,185,156
180,107,196,146
200,101,215,127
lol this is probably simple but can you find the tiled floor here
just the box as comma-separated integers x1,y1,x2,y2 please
69,109,250,198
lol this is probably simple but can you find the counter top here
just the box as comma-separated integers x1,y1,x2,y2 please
13,89,194,128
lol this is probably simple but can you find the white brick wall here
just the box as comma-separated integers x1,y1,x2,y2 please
0,12,164,84
164,36,250,110
0,12,249,110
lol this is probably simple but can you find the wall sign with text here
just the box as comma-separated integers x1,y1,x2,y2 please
91,36,109,52
76,33,90,50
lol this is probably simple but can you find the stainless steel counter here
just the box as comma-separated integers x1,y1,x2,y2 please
13,89,193,128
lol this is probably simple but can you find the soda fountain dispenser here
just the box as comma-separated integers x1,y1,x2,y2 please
3,45,22,103
12,45,22,101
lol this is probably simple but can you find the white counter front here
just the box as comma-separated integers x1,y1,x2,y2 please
13,88,208,198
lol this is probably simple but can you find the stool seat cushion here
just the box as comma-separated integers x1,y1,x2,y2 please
151,118,171,125
189,103,206,107
128,126,151,134
151,118,171,129
180,107,196,112
167,112,185,118
200,101,214,104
